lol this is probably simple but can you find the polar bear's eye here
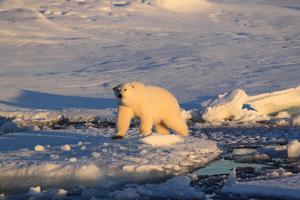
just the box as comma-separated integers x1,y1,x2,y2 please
124,89,127,91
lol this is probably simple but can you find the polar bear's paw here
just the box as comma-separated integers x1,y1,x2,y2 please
112,135,124,140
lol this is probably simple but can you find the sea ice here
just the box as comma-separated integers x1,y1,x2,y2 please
203,86,300,125
141,134,184,147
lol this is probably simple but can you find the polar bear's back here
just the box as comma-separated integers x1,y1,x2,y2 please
146,85,181,121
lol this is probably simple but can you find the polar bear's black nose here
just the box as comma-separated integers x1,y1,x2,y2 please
118,94,122,99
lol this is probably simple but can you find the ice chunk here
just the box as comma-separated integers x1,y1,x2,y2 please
202,89,251,123
292,115,300,126
28,186,42,195
112,188,140,200
112,0,130,6
203,86,300,124
45,188,67,199
288,140,300,158
60,144,71,151
248,86,300,115
225,168,237,186
34,145,45,152
222,174,300,199
141,134,184,147
274,111,291,119
69,157,77,162
91,152,101,158
155,0,213,13
112,176,204,199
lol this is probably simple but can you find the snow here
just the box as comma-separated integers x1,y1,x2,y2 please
0,0,299,198
0,129,221,193
26,187,68,199
141,134,184,147
28,186,42,195
274,111,291,119
60,144,72,151
287,140,300,158
203,86,300,125
19,175,204,200
202,89,255,124
69,157,78,162
111,176,204,199
0,0,299,112
34,144,45,152
0,162,102,193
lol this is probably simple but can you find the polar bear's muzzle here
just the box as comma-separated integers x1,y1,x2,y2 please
112,85,122,98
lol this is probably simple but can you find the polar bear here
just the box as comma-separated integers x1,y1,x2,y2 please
112,81,188,139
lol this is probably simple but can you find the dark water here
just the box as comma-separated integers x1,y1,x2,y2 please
194,158,266,176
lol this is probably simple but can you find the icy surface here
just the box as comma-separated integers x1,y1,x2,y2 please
0,0,300,198
141,134,184,147
223,173,300,200
0,129,221,192
111,176,204,200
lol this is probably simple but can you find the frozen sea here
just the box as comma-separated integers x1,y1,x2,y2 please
0,0,300,199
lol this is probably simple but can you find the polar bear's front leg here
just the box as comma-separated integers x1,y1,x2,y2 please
115,106,134,139
140,114,153,136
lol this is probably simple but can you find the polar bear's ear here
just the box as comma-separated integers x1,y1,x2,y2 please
131,81,144,88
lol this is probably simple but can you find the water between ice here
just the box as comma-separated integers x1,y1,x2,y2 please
194,158,266,176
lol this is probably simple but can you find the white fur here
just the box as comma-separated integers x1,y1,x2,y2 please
114,81,188,137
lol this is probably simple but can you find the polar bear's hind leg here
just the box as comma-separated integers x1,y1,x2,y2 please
164,118,188,136
155,122,170,134
140,114,153,136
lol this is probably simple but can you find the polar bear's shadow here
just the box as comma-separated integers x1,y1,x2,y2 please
0,90,117,110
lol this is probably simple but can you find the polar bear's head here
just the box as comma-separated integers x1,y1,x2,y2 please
113,81,145,106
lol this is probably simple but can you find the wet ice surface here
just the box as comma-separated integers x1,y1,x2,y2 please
2,111,300,200
0,127,221,199
1,122,300,199
192,125,300,148
190,125,300,200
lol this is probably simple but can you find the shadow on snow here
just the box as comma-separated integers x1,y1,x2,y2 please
0,89,117,110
